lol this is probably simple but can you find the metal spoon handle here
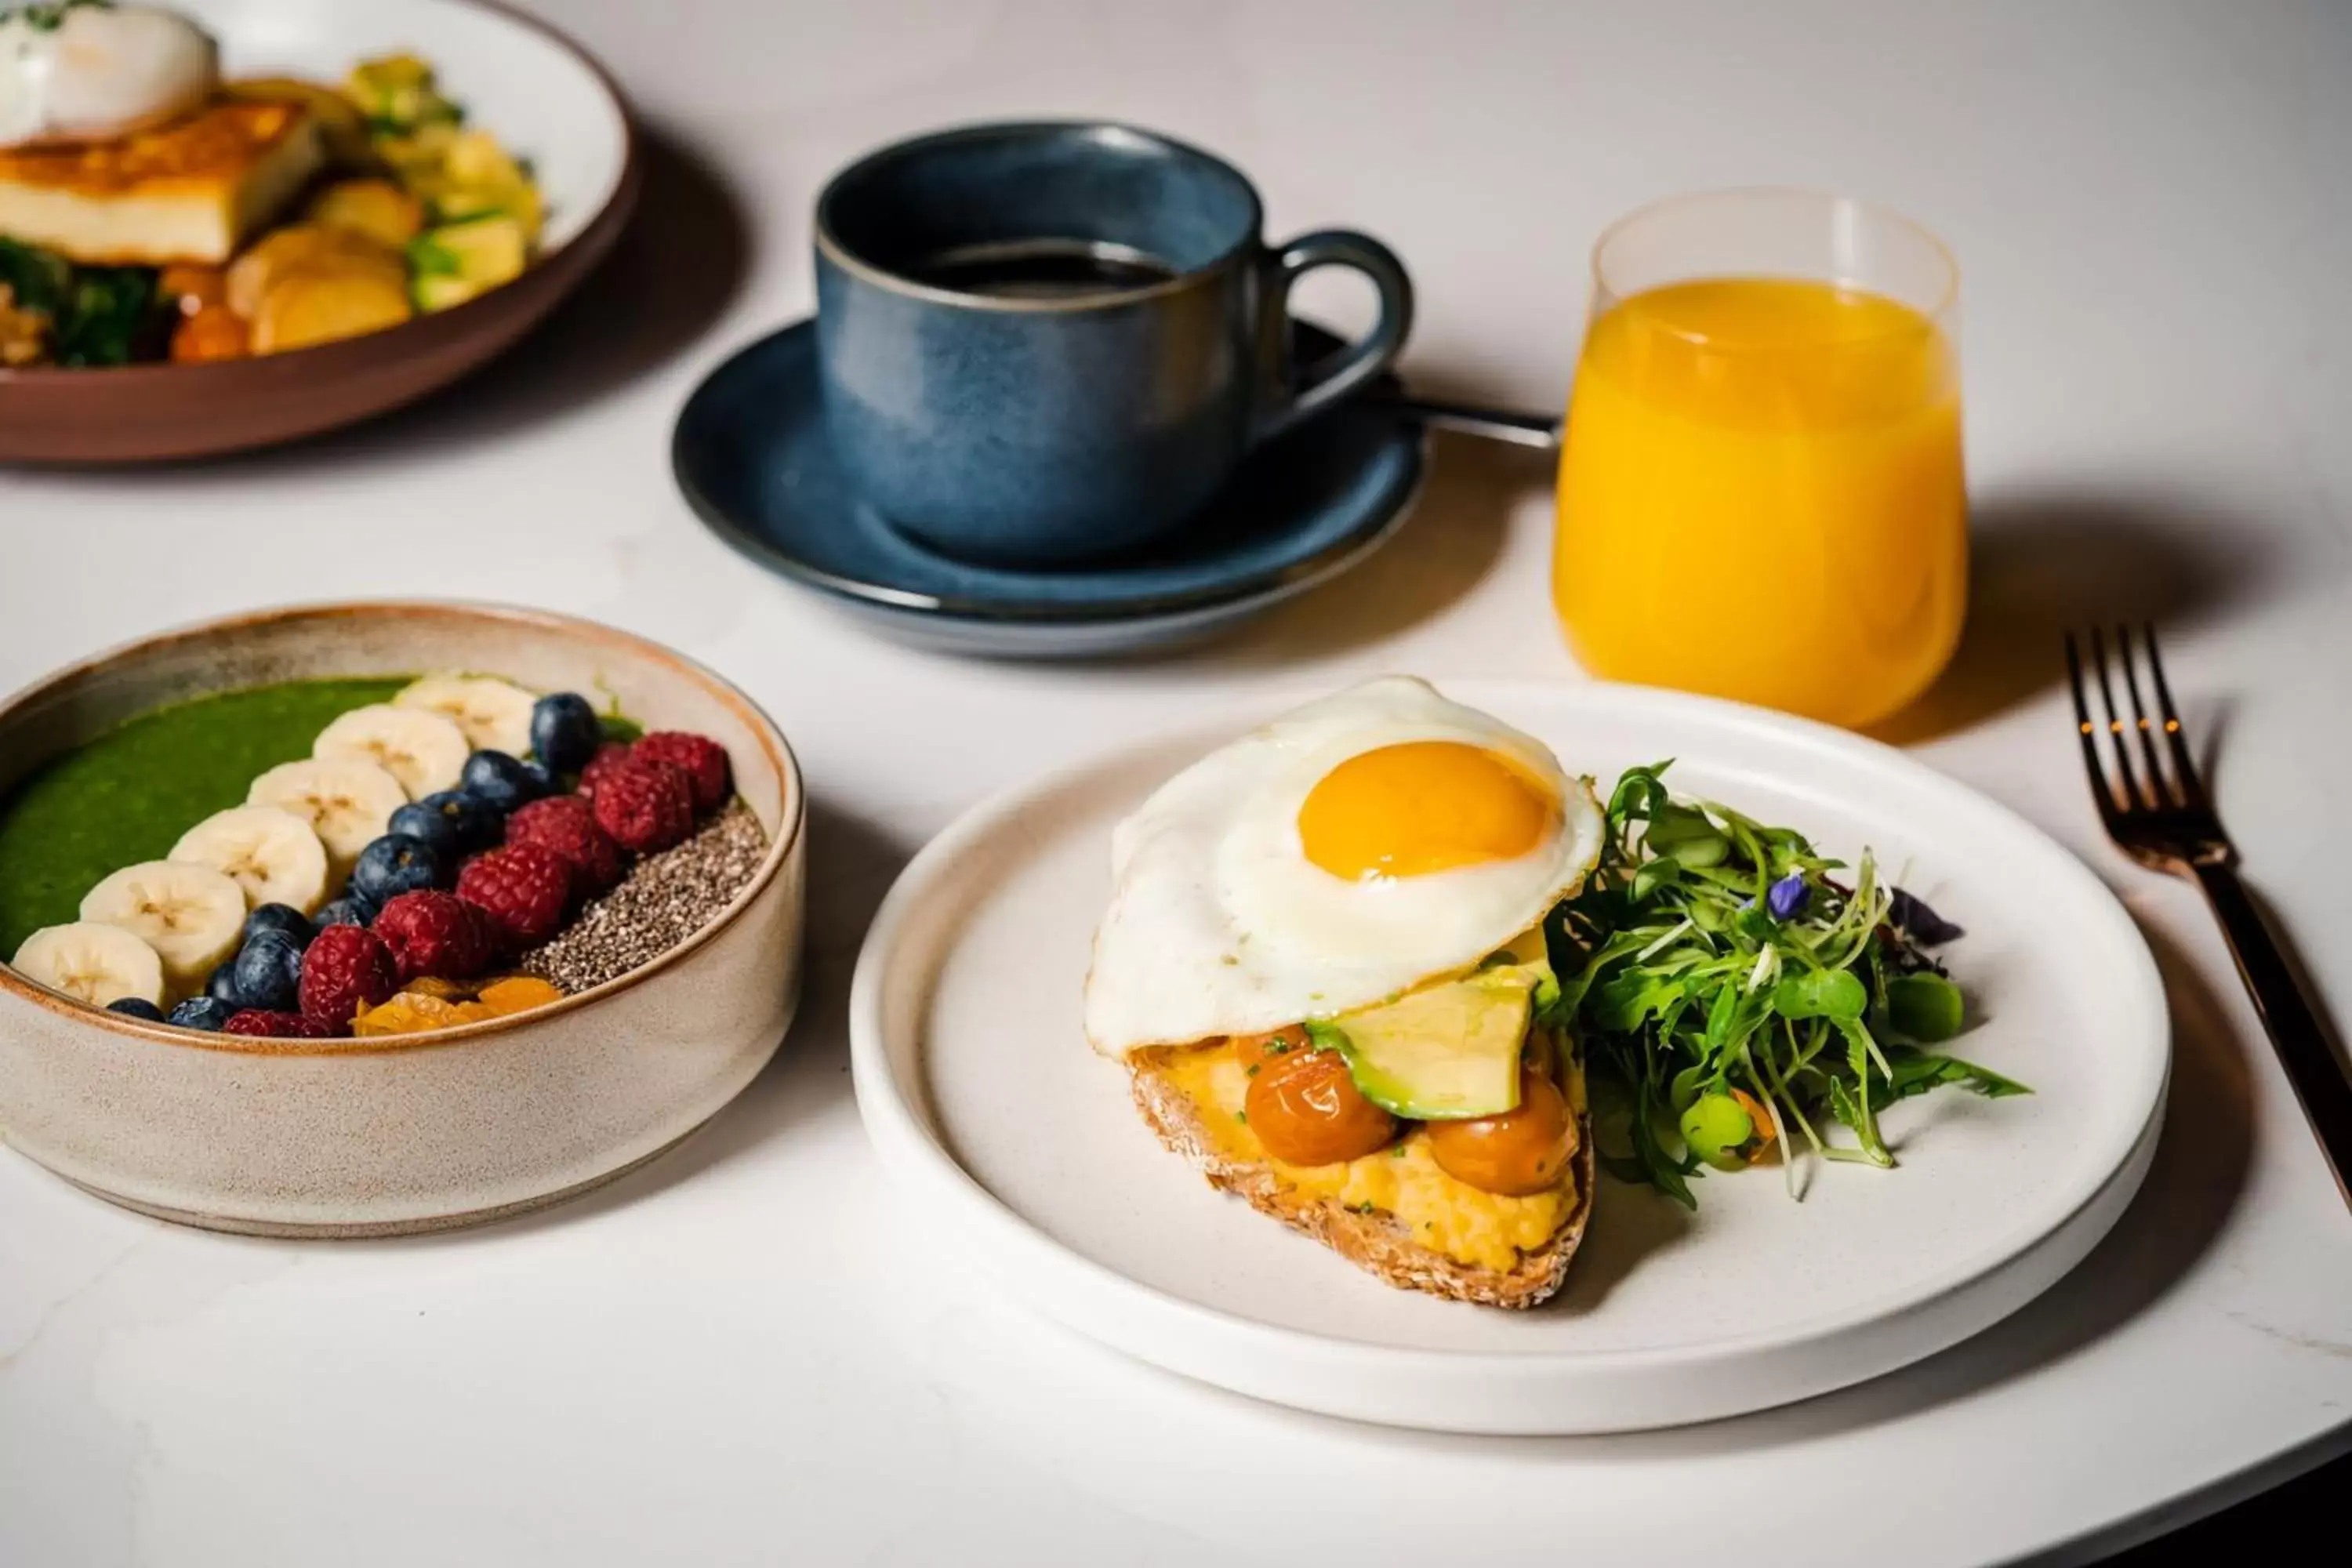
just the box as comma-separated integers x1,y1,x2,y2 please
1371,394,1563,450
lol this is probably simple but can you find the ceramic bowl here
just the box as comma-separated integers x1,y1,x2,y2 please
0,0,639,463
0,602,805,1236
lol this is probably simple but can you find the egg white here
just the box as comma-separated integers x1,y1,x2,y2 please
0,5,218,151
1085,677,1604,1058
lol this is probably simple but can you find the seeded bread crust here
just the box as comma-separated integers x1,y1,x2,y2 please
1128,1052,1595,1310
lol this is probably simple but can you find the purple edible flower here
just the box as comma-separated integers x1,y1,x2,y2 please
1766,873,1810,921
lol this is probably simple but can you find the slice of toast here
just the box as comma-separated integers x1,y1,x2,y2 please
1130,1052,1595,1309
0,97,325,265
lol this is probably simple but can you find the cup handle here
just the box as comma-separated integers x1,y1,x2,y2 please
1252,230,1415,444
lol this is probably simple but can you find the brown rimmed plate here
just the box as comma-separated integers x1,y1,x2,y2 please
0,0,640,463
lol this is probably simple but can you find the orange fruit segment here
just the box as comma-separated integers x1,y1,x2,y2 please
348,973,560,1034
399,976,474,1000
350,975,563,1034
353,992,469,1036
477,976,562,1016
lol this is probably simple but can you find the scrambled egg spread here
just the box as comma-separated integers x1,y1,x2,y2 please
1159,1043,1575,1274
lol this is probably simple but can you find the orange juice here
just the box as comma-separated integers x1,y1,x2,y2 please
1552,278,1965,728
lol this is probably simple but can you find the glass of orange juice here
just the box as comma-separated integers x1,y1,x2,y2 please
1552,190,1965,728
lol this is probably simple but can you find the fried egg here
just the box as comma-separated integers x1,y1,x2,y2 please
1084,677,1605,1056
0,4,218,151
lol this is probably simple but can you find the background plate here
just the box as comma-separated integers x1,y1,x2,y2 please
850,680,2170,1434
0,0,638,461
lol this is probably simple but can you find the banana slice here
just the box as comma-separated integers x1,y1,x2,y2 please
393,673,537,757
314,703,470,798
10,921,167,1009
249,757,408,865
79,861,246,987
170,805,332,914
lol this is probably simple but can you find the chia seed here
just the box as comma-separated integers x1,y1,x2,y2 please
520,800,768,993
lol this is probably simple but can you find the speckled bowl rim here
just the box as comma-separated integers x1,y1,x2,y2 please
0,600,803,1058
0,0,640,392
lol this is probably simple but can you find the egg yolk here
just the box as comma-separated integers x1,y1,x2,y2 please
1298,742,1556,880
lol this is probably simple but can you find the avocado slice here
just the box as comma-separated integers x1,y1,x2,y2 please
410,214,528,290
1324,964,1544,1120
410,271,482,313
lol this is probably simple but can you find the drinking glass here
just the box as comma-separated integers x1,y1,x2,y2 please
1552,190,1965,729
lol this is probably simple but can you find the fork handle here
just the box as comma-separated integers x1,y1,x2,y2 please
2194,862,2352,1202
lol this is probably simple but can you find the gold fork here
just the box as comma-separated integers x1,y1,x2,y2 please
2066,625,2352,1201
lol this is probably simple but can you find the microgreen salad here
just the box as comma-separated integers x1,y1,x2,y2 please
1539,764,2027,1206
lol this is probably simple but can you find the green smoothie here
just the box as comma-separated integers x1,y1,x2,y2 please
0,678,408,954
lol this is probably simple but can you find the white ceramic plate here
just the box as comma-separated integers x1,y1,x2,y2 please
848,681,2168,1434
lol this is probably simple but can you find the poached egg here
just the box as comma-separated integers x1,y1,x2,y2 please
0,3,218,151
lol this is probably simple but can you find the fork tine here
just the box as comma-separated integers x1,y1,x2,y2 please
2087,626,2149,809
2140,622,2210,808
2113,624,2176,806
2064,631,2126,824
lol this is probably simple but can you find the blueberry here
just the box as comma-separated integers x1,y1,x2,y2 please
459,750,542,814
168,995,234,1032
315,893,376,929
206,964,247,1007
388,800,459,858
230,928,305,1013
521,759,555,797
107,996,165,1021
530,692,602,774
243,902,317,950
351,833,446,905
416,789,501,853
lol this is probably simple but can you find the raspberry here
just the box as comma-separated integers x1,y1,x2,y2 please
577,741,634,798
590,757,695,853
299,924,400,1027
372,890,492,982
223,1008,337,1039
457,844,574,951
632,731,731,814
506,795,625,892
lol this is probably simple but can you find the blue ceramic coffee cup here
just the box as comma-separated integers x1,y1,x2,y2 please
814,121,1414,565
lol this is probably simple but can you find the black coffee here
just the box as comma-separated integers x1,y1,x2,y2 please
909,240,1180,299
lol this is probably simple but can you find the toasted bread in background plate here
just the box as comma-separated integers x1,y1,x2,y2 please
0,97,325,265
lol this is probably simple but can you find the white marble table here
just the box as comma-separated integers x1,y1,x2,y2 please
4,2,2350,1563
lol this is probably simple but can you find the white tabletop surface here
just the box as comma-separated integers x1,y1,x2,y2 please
4,2,2350,1563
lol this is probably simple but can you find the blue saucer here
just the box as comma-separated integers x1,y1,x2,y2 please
670,318,1426,656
